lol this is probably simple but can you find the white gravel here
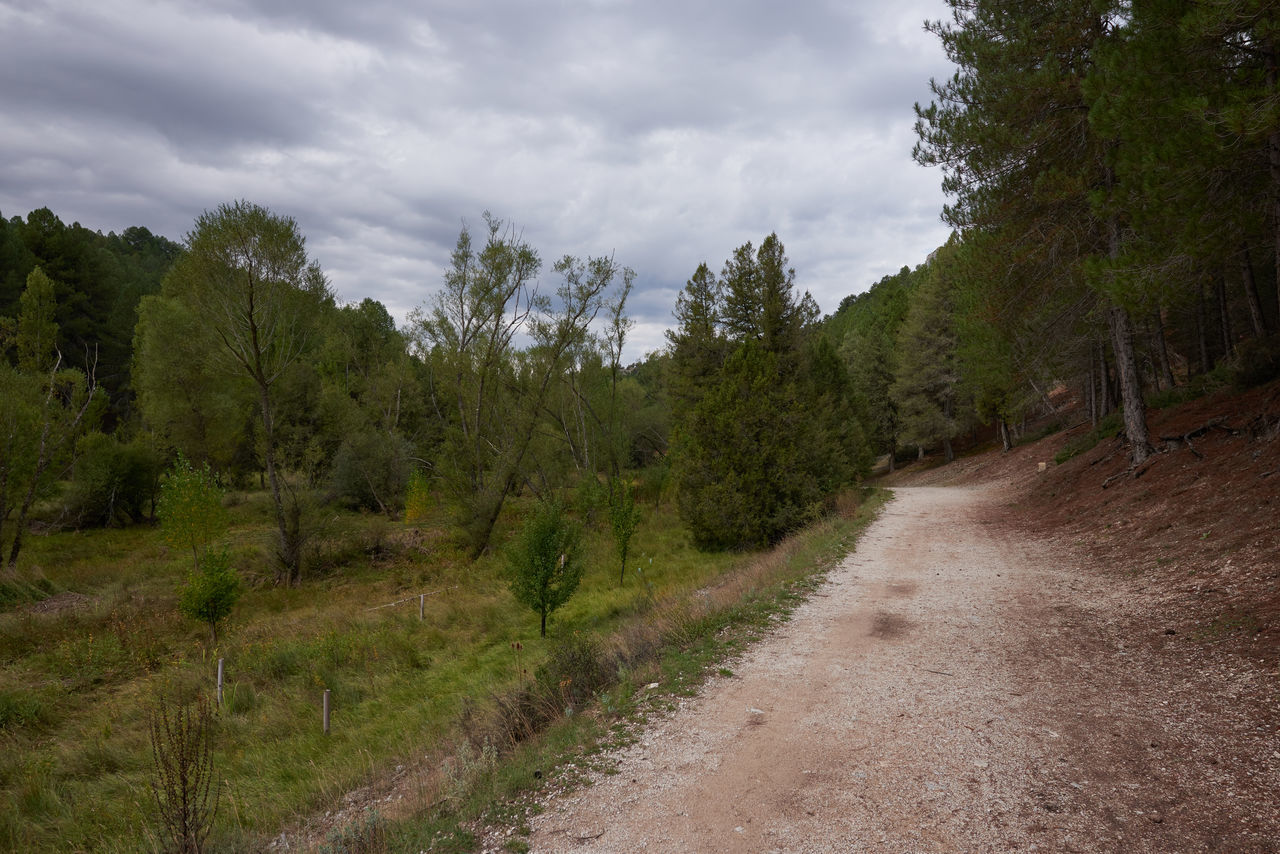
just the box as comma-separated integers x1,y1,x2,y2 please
506,484,1280,853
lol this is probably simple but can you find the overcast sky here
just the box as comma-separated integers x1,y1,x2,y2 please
1,0,955,361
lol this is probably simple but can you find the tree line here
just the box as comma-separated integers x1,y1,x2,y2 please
0,203,874,598
876,0,1280,468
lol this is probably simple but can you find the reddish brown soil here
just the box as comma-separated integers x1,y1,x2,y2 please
884,379,1280,672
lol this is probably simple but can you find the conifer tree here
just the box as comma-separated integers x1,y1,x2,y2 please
915,0,1155,464
891,258,965,462
668,235,865,549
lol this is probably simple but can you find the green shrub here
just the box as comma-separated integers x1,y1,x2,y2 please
177,549,243,643
506,500,583,638
158,456,227,570
538,632,612,708
403,468,431,525
66,433,164,527
608,479,641,585
573,475,608,528
329,432,412,514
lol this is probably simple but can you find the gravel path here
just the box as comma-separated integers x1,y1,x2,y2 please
515,485,1280,853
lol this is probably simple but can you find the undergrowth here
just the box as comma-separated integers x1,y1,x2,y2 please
0,480,886,853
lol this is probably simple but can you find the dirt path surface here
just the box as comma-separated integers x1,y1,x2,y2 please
517,486,1280,853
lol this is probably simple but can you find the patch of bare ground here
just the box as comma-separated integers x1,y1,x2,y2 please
883,378,1280,851
889,378,1280,670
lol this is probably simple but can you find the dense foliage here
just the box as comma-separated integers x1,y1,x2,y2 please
505,499,584,637
668,234,870,549
825,0,1280,469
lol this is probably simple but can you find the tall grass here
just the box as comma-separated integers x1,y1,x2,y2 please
0,485,887,852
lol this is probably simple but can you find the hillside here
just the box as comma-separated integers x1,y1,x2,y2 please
881,379,1280,672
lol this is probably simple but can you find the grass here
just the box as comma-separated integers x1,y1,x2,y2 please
0,481,888,852
376,487,890,852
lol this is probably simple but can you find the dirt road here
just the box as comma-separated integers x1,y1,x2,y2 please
517,486,1280,853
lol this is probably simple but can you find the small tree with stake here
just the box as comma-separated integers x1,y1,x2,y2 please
160,457,240,642
507,500,583,638
608,478,640,585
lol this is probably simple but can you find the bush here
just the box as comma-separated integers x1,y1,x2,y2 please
178,549,243,643
608,479,641,585
66,433,164,527
158,456,227,570
1231,333,1280,390
403,468,431,525
573,475,608,528
539,632,612,708
329,432,412,514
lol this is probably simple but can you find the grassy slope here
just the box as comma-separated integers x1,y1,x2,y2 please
0,486,887,852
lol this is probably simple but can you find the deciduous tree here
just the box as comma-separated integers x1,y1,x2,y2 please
146,201,330,584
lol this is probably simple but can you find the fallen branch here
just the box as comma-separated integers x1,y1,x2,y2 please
1158,417,1237,445
1102,467,1133,489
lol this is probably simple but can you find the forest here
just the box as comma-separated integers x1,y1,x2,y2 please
4,0,1280,849
5,0,1280,574
0,202,872,585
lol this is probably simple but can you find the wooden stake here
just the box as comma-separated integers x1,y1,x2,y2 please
419,593,425,620
323,689,331,734
216,658,224,707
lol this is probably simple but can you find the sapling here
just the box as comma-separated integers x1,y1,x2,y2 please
608,478,641,585
160,457,240,641
506,500,583,638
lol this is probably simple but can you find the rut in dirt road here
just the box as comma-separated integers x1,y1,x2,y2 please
516,486,1280,854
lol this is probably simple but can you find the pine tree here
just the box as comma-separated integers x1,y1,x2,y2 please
915,0,1155,464
668,235,865,549
891,259,965,462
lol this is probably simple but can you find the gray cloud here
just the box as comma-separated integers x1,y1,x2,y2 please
0,0,955,360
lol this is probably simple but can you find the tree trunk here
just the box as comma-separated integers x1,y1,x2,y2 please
999,419,1012,452
258,386,298,585
1143,320,1162,392
1099,340,1115,417
1267,48,1280,328
1216,272,1233,359
887,437,896,473
1085,360,1096,428
1240,245,1267,337
1152,308,1175,390
1196,280,1210,373
1107,304,1153,465
943,437,954,463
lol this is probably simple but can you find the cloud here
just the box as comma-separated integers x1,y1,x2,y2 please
0,0,955,361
